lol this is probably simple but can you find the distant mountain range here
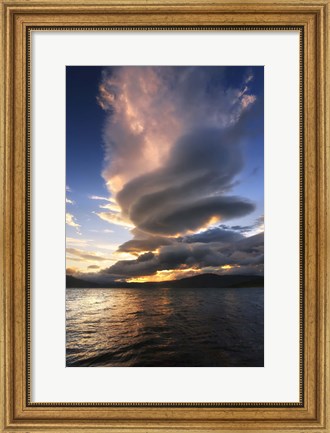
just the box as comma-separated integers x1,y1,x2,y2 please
66,273,263,289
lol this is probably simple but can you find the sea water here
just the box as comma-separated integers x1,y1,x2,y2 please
66,287,264,367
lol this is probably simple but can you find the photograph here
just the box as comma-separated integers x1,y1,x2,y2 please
65,65,264,367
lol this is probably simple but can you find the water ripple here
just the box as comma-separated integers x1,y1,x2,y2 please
66,287,264,367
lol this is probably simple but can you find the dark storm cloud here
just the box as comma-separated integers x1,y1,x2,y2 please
118,222,256,254
237,231,264,249
105,232,264,278
218,232,264,260
116,127,255,236
108,255,159,277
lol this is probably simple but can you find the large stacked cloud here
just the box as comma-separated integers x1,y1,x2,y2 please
116,127,255,236
93,66,263,280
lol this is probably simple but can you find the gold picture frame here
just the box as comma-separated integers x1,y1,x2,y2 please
0,0,329,431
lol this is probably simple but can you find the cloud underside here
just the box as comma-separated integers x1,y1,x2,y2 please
102,127,256,237
99,127,258,279
104,232,264,279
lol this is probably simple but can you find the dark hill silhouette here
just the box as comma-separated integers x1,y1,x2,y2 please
163,273,263,288
66,275,101,288
66,273,263,289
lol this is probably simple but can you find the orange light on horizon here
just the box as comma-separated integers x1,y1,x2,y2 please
208,215,220,226
127,267,201,283
221,264,241,270
126,276,151,283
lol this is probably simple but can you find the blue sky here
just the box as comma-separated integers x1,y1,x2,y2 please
66,66,264,282
66,67,132,250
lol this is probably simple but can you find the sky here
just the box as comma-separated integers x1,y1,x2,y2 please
66,66,264,283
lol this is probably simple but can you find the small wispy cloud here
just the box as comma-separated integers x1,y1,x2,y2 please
95,243,117,251
89,195,110,201
66,213,81,234
94,211,134,229
66,247,110,262
66,237,90,246
241,94,257,109
245,73,254,84
88,228,113,234
66,197,75,205
99,202,121,212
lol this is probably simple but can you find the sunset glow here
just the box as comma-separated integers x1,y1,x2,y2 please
66,66,264,284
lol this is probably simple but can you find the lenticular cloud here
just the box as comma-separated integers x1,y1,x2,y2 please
97,66,257,238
